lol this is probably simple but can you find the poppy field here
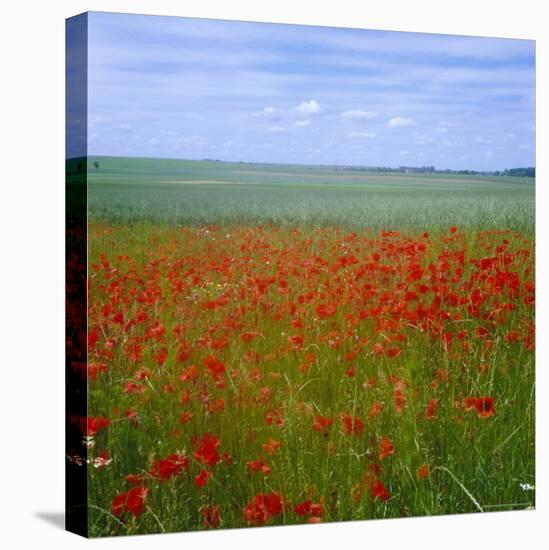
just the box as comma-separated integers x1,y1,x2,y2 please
81,167,535,536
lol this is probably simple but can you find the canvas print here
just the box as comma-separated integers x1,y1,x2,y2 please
65,11,535,538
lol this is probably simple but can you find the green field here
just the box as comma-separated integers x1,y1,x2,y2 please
82,156,535,232
79,155,535,535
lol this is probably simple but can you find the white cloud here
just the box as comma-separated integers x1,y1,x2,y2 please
341,109,378,120
266,125,285,133
387,117,416,128
296,100,322,115
486,151,495,158
346,131,376,139
474,136,492,144
253,106,282,118
518,144,531,150
295,120,311,127
416,136,434,145
400,150,409,156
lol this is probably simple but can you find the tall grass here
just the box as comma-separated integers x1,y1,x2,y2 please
86,223,535,536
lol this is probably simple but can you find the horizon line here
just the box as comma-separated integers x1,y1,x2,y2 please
66,153,535,173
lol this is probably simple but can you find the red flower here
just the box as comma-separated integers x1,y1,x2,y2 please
294,500,312,516
246,459,271,476
379,437,394,460
193,433,221,467
288,335,304,349
179,364,199,382
294,500,323,518
80,416,110,437
123,381,145,394
112,486,148,518
179,411,193,424
475,397,495,418
194,469,212,488
243,491,282,525
368,402,384,418
370,480,390,502
243,492,283,525
416,464,430,479
463,397,496,418
341,414,364,436
262,438,281,456
312,415,333,434
316,303,337,319
463,397,477,411
202,355,225,380
149,453,190,480
425,398,438,420
126,474,144,486
200,505,220,529
240,331,263,342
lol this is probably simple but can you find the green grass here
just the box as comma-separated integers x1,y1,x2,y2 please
83,156,535,233
85,223,535,536
80,156,535,536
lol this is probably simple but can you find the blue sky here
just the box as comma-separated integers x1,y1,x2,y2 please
85,11,535,170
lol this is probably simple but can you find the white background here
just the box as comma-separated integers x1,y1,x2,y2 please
0,0,546,548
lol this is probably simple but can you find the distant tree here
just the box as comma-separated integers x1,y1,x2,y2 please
503,167,535,178
93,161,100,169
77,161,83,173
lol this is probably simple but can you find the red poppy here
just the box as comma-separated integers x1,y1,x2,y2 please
246,459,271,476
179,364,199,382
394,388,406,412
416,464,430,479
379,437,394,460
112,486,148,518
123,381,145,394
475,396,495,418
200,505,220,529
262,438,282,455
243,491,283,525
312,415,333,434
240,331,263,342
80,416,110,437
463,397,477,412
316,303,337,319
368,402,384,418
294,499,312,516
149,453,190,480
193,433,221,467
463,396,496,418
425,398,438,420
370,480,390,502
203,355,226,380
179,411,193,424
126,473,144,486
341,414,364,436
194,469,212,488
